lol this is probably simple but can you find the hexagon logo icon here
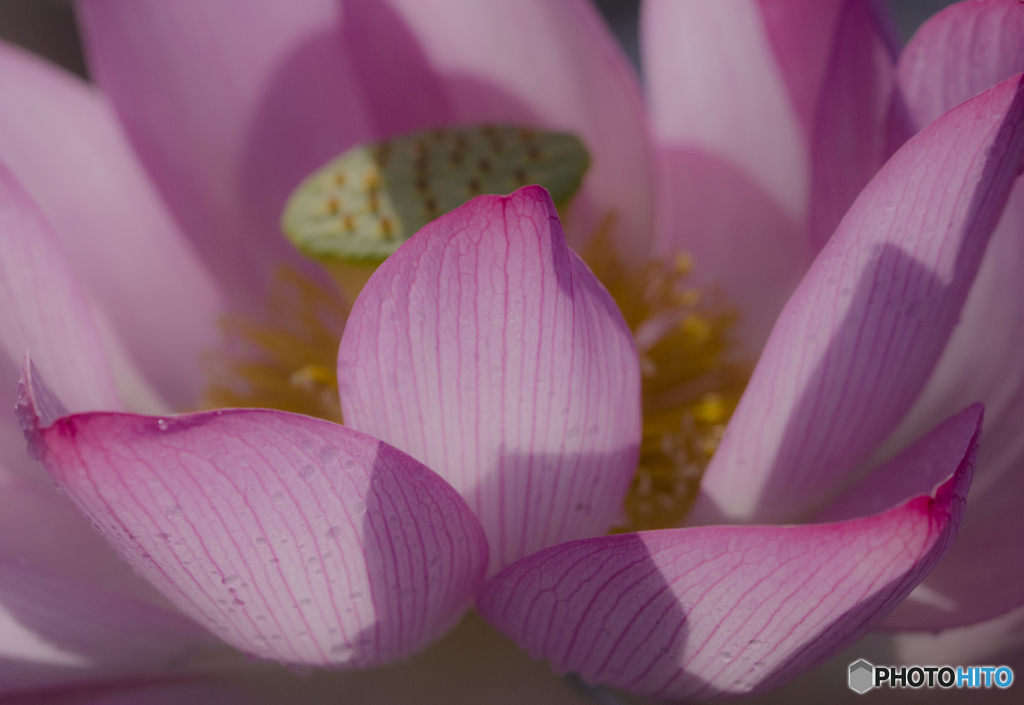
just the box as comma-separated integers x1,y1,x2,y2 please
849,659,874,694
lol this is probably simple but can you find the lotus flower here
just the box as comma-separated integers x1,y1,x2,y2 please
2,1,1024,704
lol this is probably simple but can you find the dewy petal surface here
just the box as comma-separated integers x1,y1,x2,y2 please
339,186,640,576
76,0,375,307
0,42,225,410
0,161,120,478
20,365,488,668
693,72,1024,524
478,416,976,701
875,0,1024,630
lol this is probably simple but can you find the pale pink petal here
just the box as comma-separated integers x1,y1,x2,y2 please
871,1,1024,630
351,0,655,260
758,0,907,253
0,461,172,608
478,440,973,701
897,0,1024,131
802,1,907,253
877,189,1024,630
20,364,488,668
895,602,1024,665
643,0,809,350
0,43,225,410
692,73,1024,524
0,161,120,478
0,561,222,697
75,0,375,306
643,0,809,229
815,404,982,523
338,186,640,576
644,1,904,351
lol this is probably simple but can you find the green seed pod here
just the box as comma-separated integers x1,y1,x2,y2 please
282,125,590,263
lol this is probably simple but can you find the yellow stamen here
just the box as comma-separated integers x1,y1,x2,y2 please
204,221,748,532
207,125,750,533
582,217,750,532
202,267,345,423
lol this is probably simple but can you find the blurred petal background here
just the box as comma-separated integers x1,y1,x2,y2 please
0,0,960,82
15,2,1020,705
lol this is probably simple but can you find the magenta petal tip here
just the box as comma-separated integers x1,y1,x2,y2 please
478,427,974,700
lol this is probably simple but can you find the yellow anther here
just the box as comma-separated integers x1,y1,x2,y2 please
289,363,336,391
680,314,713,344
204,267,345,424
692,392,726,424
582,225,750,533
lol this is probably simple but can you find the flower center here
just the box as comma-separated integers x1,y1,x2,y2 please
580,224,749,532
203,126,749,531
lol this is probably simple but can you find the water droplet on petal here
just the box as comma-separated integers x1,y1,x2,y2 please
326,526,345,539
353,502,367,516
318,445,340,466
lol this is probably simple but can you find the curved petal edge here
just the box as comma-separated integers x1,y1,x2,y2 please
478,428,975,700
18,357,488,668
339,185,641,577
695,72,1024,524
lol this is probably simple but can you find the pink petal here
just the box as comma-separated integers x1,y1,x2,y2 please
875,186,1024,632
895,602,1024,665
814,404,982,523
897,0,1024,131
477,438,974,701
0,561,221,697
75,0,375,306
692,72,1024,524
350,0,655,260
870,1,1024,630
643,0,901,350
0,161,120,478
20,363,488,668
338,186,640,576
77,0,655,307
643,0,808,349
0,461,171,608
643,0,809,229
801,1,908,254
0,42,225,410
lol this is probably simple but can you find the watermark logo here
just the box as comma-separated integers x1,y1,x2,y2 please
848,660,1014,693
848,660,873,694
